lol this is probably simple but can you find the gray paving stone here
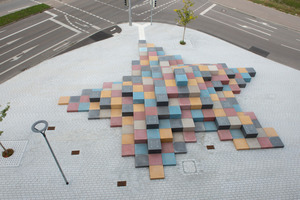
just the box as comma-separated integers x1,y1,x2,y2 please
252,120,262,128
135,154,149,168
246,138,261,149
194,122,205,132
156,94,169,106
213,101,223,109
82,89,93,96
155,47,163,51
225,69,235,78
148,139,162,153
226,97,238,105
178,86,189,98
173,132,184,142
200,97,213,109
170,119,183,132
123,76,132,82
246,67,256,77
122,104,133,116
241,124,258,138
132,60,140,65
173,142,187,154
174,68,185,75
89,91,101,102
141,66,151,71
132,76,143,84
154,80,165,87
100,98,111,109
157,106,170,119
146,115,159,129
257,128,267,137
99,109,111,119
212,81,223,91
201,71,212,81
122,85,133,97
215,117,230,130
69,96,81,103
221,100,233,108
152,67,162,73
236,78,246,88
269,137,284,148
88,110,100,120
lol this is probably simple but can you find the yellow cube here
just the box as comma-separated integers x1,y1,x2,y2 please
101,90,111,98
133,85,144,92
58,96,70,105
189,97,202,109
111,97,122,109
89,102,100,110
213,108,226,117
122,117,134,126
165,80,176,87
133,104,145,112
160,129,173,143
188,79,197,86
144,92,156,99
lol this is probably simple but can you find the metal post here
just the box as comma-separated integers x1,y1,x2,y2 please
151,0,153,25
43,134,69,185
129,0,132,26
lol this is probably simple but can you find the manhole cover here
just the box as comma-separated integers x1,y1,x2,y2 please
182,160,197,173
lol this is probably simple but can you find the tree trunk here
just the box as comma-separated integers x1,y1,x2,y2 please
182,26,186,42
0,142,7,151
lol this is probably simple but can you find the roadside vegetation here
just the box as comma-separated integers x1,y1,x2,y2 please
249,0,300,16
0,3,51,27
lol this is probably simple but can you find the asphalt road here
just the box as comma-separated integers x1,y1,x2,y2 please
0,0,299,83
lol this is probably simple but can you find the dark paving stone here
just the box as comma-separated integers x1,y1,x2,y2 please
147,47,156,52
135,154,149,168
82,89,93,96
89,91,101,102
152,67,162,73
100,98,111,109
157,106,170,119
236,78,246,88
173,142,187,154
132,60,140,65
269,137,284,148
122,86,133,97
191,65,200,71
122,104,133,116
221,100,233,108
141,66,151,71
155,47,163,51
215,117,230,130
154,80,165,87
200,97,213,109
226,97,238,105
178,86,189,98
69,96,81,103
170,119,183,132
174,68,185,75
123,76,132,82
212,81,223,91
132,76,143,84
201,71,212,81
225,69,235,78
156,94,169,106
246,67,256,77
148,139,162,154
252,120,262,128
194,122,205,132
146,115,159,129
241,124,258,138
88,110,100,120
139,40,146,44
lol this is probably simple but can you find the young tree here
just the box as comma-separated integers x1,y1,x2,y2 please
174,0,198,45
0,103,14,158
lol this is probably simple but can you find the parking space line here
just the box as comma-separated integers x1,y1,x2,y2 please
202,15,269,41
0,27,62,57
0,33,80,76
281,44,300,52
200,4,216,15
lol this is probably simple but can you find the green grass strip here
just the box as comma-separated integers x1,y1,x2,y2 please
249,0,300,16
0,3,51,27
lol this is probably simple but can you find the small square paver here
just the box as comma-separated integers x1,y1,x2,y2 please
269,137,284,148
122,144,135,157
170,119,183,132
217,130,233,141
181,118,195,132
149,165,165,180
257,137,273,149
58,96,70,105
173,142,187,154
228,116,242,129
241,125,258,138
122,125,134,134
122,104,133,116
162,153,176,166
161,142,174,153
88,110,100,120
246,138,261,150
173,132,184,142
134,129,147,143
230,129,244,139
233,138,250,150
135,154,149,168
67,103,79,112
148,154,163,165
148,139,162,153
146,115,159,129
159,128,173,143
215,117,230,130
134,120,146,130
157,106,170,119
135,144,148,154
204,122,217,132
183,131,197,143
122,134,134,144
194,122,205,132
263,127,279,137
99,109,111,119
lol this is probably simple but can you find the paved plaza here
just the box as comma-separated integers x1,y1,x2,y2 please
0,23,299,199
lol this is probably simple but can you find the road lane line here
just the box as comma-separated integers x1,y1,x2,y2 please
236,24,271,36
281,44,300,52
246,18,277,29
0,45,38,65
0,19,49,41
0,33,79,76
45,11,57,18
0,37,22,49
0,30,5,33
202,15,269,41
211,9,274,32
53,42,69,51
193,1,210,12
94,0,127,11
143,1,177,20
138,0,176,16
0,27,61,57
49,18,81,34
64,15,88,33
296,39,300,42
200,4,216,15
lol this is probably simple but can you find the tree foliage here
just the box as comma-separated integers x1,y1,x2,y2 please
174,0,198,27
0,103,10,136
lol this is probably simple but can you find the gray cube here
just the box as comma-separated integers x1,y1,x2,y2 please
135,154,149,168
173,142,187,154
241,125,258,138
215,117,230,130
146,115,159,129
148,139,162,154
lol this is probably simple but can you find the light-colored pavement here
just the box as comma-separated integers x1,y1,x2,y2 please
212,0,300,31
0,23,300,199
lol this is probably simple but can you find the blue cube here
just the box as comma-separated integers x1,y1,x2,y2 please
150,60,159,66
233,104,242,112
162,153,176,166
147,129,160,139
207,87,216,94
78,103,90,112
193,71,202,77
200,90,210,97
142,71,152,77
169,106,182,119
241,73,251,82
145,99,157,107
152,72,163,79
175,74,188,86
191,109,204,122
133,92,144,104
159,119,171,129
135,144,148,155
155,86,167,94
230,129,244,139
204,122,217,132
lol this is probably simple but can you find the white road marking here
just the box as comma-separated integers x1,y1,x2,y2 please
200,4,216,15
53,42,69,51
133,23,150,40
45,11,57,18
0,19,49,41
54,0,114,25
296,39,300,42
236,24,271,36
202,15,269,41
110,28,116,32
132,0,148,9
143,0,177,20
246,18,277,29
0,27,61,57
0,37,22,49
281,44,300,52
50,18,81,34
94,0,127,11
8,6,30,13
64,15,88,33
0,45,38,65
0,33,79,76
75,22,89,28
0,30,5,33
138,0,176,16
211,9,274,32
53,8,100,30
193,1,210,12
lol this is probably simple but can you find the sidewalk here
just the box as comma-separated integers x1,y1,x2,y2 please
0,23,299,199
212,0,300,31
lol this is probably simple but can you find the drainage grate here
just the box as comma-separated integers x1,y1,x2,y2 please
0,141,28,167
71,150,80,155
47,126,55,130
249,46,269,57
206,145,215,150
117,181,127,187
